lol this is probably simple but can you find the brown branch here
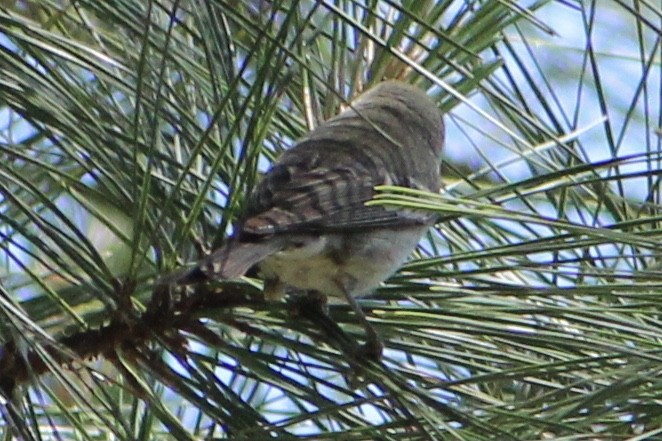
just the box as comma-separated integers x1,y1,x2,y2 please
0,282,265,395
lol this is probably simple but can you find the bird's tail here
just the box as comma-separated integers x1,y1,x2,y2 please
159,239,283,285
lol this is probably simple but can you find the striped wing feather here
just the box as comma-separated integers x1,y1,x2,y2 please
240,165,432,236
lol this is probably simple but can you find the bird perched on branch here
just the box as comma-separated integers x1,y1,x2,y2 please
169,80,445,359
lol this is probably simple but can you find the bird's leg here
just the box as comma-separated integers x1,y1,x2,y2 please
288,291,353,349
288,270,384,362
289,290,381,361
338,289,384,361
288,290,329,316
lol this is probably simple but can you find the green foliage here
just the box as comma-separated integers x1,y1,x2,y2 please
0,0,660,439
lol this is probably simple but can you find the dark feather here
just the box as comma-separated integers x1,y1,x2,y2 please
198,239,286,279
159,238,286,284
239,165,431,235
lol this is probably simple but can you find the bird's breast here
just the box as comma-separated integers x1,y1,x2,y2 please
257,226,428,299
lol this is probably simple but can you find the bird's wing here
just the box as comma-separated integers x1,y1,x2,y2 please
158,238,286,283
240,164,434,236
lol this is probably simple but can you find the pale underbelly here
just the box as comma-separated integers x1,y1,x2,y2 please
258,226,428,299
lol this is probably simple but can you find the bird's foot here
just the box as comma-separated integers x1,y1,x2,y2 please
287,290,329,317
355,336,384,362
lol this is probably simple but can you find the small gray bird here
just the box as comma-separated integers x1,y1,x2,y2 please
175,80,444,358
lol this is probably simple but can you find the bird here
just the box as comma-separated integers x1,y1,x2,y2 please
170,80,445,359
